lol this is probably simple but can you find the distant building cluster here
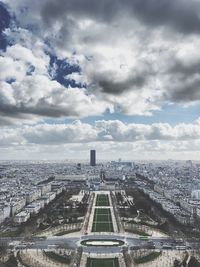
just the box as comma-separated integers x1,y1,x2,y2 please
134,160,200,226
0,162,65,225
1,155,200,230
0,181,62,225
0,152,106,225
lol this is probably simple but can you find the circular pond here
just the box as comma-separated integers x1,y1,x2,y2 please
80,239,125,247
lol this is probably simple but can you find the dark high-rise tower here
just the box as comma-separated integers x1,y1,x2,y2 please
90,150,96,166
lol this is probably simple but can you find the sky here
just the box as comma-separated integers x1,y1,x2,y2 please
1,0,200,161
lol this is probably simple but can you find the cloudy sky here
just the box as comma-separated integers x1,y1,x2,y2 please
1,0,200,161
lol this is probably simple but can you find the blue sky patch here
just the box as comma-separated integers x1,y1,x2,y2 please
0,2,10,50
48,54,83,88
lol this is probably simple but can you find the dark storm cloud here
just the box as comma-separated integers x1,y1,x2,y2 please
41,0,121,25
0,101,83,119
169,60,200,76
166,78,200,102
41,0,200,35
127,0,200,35
163,57,200,102
95,72,147,95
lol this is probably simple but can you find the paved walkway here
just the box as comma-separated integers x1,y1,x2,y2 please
18,249,71,267
36,223,82,237
81,193,95,235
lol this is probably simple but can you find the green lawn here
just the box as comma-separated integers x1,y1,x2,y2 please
96,194,110,206
86,258,119,267
95,208,111,215
92,208,114,232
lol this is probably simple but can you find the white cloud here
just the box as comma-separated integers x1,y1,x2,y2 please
0,56,26,81
2,0,200,121
0,70,110,120
1,119,200,147
5,44,48,74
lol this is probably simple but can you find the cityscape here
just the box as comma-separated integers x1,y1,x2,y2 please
0,151,199,266
1,0,200,266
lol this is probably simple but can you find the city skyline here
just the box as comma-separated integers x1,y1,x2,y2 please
1,0,200,160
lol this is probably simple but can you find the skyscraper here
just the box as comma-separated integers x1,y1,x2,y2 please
90,150,96,166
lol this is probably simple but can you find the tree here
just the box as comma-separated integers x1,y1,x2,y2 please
173,259,180,267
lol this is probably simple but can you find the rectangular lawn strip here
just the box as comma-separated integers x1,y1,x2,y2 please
95,208,110,215
86,258,119,267
92,208,114,232
96,194,110,206
93,208,111,221
92,222,114,232
96,214,111,222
